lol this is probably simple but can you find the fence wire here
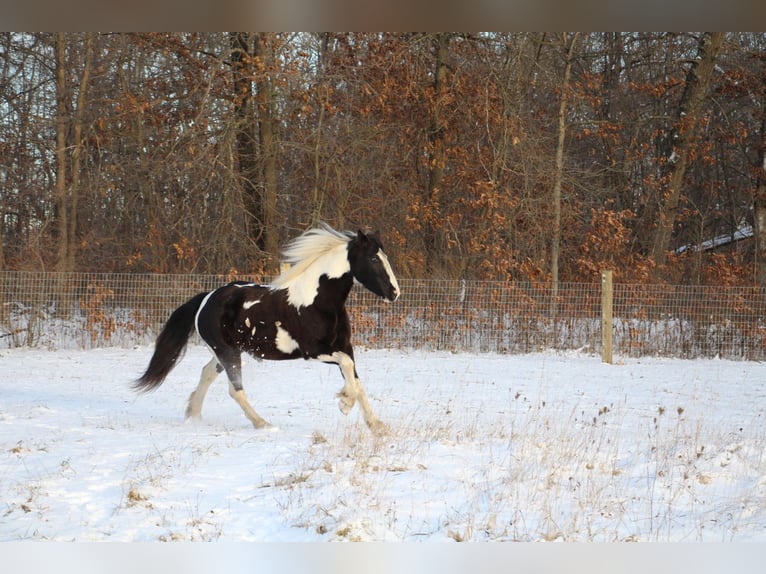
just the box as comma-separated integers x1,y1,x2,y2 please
1,272,764,359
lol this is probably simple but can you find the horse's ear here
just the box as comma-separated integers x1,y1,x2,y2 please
356,229,368,242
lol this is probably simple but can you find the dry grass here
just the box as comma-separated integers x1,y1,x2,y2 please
269,393,766,541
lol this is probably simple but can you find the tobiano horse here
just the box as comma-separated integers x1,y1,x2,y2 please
134,224,400,434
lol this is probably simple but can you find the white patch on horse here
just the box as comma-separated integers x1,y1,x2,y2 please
378,249,400,300
245,317,251,328
275,322,300,354
243,299,261,310
194,289,217,336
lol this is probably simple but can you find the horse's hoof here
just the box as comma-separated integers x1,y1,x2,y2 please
367,419,389,436
337,394,355,415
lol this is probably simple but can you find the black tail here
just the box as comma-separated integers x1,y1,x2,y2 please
134,291,209,393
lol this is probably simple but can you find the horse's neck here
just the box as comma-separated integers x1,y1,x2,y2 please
275,245,352,308
313,273,354,310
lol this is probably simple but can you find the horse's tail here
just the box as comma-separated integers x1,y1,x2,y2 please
133,291,209,393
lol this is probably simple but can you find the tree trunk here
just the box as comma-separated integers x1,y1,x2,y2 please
650,32,725,266
66,32,93,272
755,70,766,286
253,33,279,262
54,33,69,271
230,33,263,252
551,33,578,316
425,33,451,274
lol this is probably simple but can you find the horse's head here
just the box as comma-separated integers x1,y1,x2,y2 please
348,230,400,302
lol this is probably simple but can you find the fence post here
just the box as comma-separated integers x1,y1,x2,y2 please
601,270,613,364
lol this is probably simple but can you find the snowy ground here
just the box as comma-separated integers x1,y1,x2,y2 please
1,345,765,542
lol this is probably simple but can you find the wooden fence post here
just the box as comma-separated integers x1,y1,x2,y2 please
601,269,613,364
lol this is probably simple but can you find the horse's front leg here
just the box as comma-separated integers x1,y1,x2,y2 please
317,351,387,435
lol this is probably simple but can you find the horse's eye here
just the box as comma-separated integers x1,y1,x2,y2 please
371,256,379,263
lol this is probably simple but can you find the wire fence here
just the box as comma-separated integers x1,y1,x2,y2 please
1,271,765,360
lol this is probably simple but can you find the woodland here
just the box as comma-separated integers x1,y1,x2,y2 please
2,32,766,286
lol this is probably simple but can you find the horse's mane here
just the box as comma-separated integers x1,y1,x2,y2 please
270,223,354,294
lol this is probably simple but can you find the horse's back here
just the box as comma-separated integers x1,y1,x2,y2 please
196,282,268,337
198,282,268,314
197,282,303,360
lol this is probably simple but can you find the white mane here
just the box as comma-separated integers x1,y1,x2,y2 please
270,223,355,307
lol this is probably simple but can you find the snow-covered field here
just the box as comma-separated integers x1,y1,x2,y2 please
1,345,765,542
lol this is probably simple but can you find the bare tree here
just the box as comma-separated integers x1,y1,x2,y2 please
756,69,766,285
53,33,68,271
550,33,578,312
230,33,262,250
52,33,94,272
253,33,279,261
425,32,452,274
650,32,725,266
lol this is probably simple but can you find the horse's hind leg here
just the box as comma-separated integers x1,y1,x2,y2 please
227,382,271,429
185,357,221,421
218,349,271,429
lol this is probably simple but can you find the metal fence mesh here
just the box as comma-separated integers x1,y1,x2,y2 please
1,271,764,359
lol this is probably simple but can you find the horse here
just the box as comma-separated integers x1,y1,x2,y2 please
134,223,400,434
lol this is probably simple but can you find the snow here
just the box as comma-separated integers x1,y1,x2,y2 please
675,223,754,254
1,345,765,542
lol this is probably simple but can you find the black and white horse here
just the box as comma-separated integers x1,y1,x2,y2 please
134,224,400,434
